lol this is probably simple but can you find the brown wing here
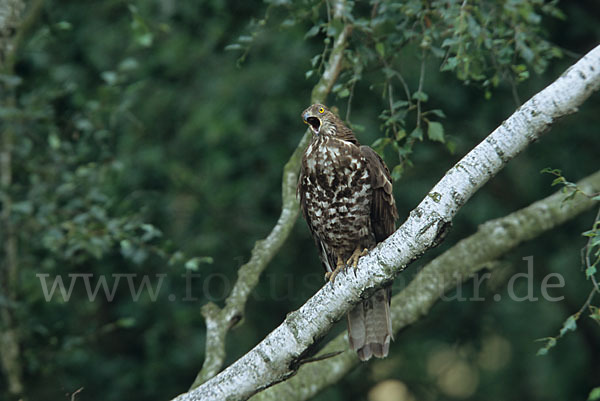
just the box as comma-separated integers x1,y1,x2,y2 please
347,146,397,360
297,161,309,223
360,146,398,241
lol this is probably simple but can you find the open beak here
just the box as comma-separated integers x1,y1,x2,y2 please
303,113,321,135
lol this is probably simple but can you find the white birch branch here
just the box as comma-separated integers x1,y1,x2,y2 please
172,44,600,401
251,169,600,401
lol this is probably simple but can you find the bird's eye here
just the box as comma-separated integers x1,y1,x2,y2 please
318,107,324,114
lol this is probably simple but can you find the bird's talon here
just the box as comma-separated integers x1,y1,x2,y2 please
346,248,369,270
326,255,346,284
325,270,340,283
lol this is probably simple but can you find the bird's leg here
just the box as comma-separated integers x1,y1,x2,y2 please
347,247,369,272
325,255,346,284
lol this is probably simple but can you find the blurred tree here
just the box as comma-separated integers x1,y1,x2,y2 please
0,1,598,401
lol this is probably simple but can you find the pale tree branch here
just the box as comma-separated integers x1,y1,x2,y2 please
190,0,352,388
251,169,600,401
173,44,600,401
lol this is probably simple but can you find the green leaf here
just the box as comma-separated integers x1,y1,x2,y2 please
304,25,320,39
311,54,320,67
427,109,446,118
395,129,406,141
446,140,457,154
350,123,365,132
371,137,391,152
55,21,72,30
590,306,600,322
375,42,385,57
391,164,404,181
101,71,118,85
225,43,243,51
338,88,350,98
585,264,597,279
120,239,133,257
535,337,556,356
12,201,33,215
427,121,445,142
410,126,423,141
137,32,153,47
168,251,185,266
582,229,597,237
130,11,153,47
392,100,409,109
412,91,428,102
589,387,600,401
116,317,136,328
238,35,253,43
141,224,163,241
559,315,578,337
0,74,22,87
540,167,561,175
48,133,61,150
185,256,214,271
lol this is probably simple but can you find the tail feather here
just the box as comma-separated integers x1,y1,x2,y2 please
347,287,392,361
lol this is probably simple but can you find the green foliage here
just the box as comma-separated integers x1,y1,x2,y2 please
0,0,599,400
590,387,600,401
322,0,556,179
536,169,600,361
226,0,563,180
536,314,577,356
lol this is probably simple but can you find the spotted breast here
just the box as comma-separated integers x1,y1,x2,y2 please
298,103,398,361
301,135,375,269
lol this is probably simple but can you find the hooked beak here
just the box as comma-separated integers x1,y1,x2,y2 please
303,112,321,135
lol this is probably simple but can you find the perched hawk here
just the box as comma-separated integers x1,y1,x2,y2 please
298,103,399,361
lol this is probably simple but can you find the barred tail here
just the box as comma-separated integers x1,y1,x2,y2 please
347,287,393,361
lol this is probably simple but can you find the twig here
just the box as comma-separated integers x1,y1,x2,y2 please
584,207,600,293
416,47,426,129
70,387,84,401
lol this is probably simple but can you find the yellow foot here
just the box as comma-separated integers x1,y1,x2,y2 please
325,255,346,284
347,248,369,272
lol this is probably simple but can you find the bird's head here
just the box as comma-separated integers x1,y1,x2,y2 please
302,104,339,137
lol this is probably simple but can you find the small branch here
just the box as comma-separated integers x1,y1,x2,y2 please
251,169,600,401
190,0,352,388
415,47,426,128
173,44,600,401
0,0,44,72
583,207,600,293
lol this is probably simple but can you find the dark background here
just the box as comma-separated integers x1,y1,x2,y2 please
2,1,599,400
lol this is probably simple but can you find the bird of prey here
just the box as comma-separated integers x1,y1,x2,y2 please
297,103,399,361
